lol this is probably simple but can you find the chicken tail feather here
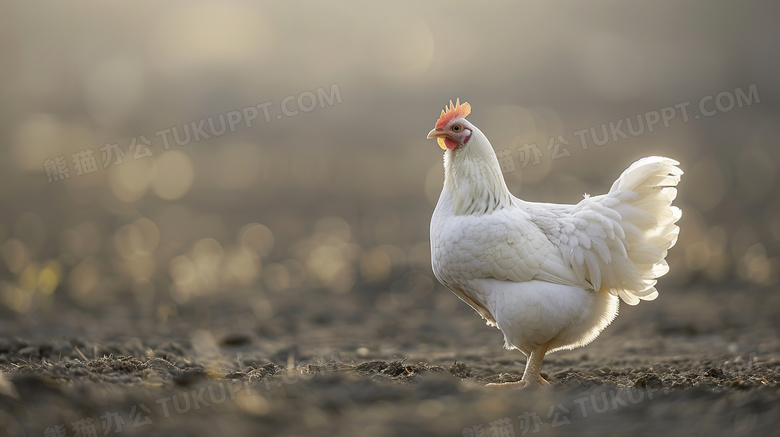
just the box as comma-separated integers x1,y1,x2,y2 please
607,156,683,305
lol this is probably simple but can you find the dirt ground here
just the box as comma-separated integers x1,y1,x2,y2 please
3,2,780,436
1,280,778,437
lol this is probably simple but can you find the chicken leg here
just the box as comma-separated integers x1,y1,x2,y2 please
486,344,550,389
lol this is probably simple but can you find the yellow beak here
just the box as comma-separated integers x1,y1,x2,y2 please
427,128,448,150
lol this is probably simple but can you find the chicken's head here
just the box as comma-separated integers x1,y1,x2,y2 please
427,99,473,150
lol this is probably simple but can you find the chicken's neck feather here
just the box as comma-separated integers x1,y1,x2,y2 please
443,126,514,216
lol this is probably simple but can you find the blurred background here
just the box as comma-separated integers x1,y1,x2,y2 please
0,0,778,340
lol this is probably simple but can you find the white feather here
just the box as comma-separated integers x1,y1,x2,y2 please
431,122,682,354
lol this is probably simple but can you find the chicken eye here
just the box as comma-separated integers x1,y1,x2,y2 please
452,125,461,132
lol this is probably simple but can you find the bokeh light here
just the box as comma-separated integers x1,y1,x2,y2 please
0,0,777,320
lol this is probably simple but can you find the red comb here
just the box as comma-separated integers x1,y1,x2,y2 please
435,99,471,130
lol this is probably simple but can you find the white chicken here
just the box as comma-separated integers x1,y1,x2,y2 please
427,100,682,388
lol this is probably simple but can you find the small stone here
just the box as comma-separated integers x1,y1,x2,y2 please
219,333,252,347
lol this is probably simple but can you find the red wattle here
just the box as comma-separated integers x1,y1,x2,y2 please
444,137,458,150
